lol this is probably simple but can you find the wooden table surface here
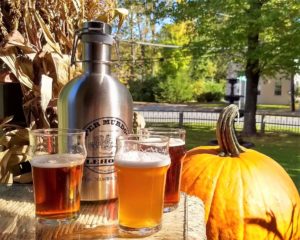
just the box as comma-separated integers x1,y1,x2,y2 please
0,184,206,240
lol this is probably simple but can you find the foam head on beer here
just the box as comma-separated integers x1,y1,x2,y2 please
169,138,185,147
115,151,170,168
31,153,85,168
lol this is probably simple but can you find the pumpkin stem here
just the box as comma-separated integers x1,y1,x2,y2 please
216,104,246,156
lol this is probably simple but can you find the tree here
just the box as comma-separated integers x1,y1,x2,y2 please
172,0,300,136
116,0,171,84
155,68,194,103
117,1,229,103
157,22,228,100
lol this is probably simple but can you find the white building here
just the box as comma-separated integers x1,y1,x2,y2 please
226,62,299,105
257,73,300,105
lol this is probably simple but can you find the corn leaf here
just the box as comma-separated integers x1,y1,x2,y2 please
15,56,34,84
114,8,129,32
0,149,12,183
0,30,37,54
0,54,34,89
40,74,53,112
0,70,18,83
33,11,62,56
71,0,81,13
0,51,17,74
52,53,79,88
0,143,30,184
0,116,14,129
1,128,29,149
24,4,42,50
55,30,73,52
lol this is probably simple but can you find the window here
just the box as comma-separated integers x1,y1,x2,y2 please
274,79,282,96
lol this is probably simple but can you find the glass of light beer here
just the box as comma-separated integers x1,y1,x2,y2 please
115,134,170,236
29,129,87,224
140,128,186,212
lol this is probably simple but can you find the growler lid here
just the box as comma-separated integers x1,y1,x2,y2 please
71,21,115,66
80,21,114,45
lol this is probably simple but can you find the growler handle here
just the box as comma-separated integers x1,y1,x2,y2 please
70,25,120,67
71,29,81,66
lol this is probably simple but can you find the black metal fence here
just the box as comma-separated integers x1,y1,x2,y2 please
137,110,300,134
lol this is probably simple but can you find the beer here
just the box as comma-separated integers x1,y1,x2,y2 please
164,138,186,209
115,150,170,235
31,154,84,221
139,128,186,212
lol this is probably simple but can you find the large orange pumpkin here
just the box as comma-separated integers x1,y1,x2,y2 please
181,104,300,240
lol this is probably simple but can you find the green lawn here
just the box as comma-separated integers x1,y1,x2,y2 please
185,102,300,112
185,125,300,192
257,103,299,111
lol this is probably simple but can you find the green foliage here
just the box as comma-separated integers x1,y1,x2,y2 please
194,80,225,102
155,69,194,103
158,22,192,78
128,76,159,102
157,22,228,93
174,0,300,73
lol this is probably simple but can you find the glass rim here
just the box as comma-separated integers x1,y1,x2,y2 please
140,127,186,134
117,134,169,143
30,128,85,137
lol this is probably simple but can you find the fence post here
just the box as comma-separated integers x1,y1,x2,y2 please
179,112,184,128
260,114,265,134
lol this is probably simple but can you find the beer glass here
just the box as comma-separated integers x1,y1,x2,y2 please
29,129,87,224
115,134,170,236
141,128,186,212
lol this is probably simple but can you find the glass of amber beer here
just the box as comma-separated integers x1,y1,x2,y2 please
29,129,87,224
115,134,170,236
140,128,186,212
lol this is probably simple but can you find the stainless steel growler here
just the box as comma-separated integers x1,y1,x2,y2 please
58,21,133,201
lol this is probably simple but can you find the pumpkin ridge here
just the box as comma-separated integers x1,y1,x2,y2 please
206,156,228,231
236,158,246,240
214,156,246,239
239,153,298,239
184,154,220,196
239,153,271,239
294,208,300,237
189,156,224,195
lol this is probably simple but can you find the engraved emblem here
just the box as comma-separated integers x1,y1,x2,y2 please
84,117,129,174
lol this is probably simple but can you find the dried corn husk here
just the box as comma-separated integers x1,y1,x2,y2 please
0,127,30,184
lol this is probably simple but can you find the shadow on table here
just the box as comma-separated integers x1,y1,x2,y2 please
0,184,33,203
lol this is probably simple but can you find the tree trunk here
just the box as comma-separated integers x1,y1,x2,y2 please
291,72,295,112
242,1,262,136
243,60,259,136
129,8,135,80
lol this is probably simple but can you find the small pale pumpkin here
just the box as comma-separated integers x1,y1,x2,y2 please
181,104,300,240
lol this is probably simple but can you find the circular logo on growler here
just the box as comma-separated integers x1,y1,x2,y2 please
84,117,129,174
